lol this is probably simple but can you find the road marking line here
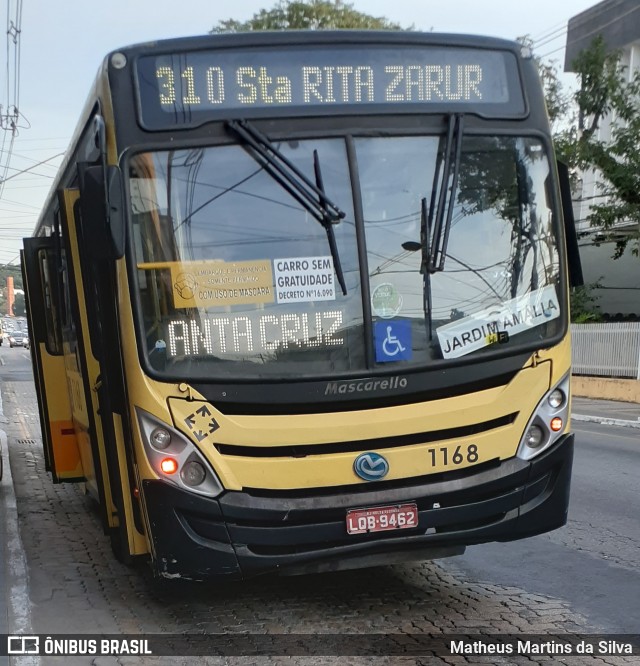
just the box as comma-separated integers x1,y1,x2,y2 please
571,414,640,429
17,412,31,440
573,424,639,441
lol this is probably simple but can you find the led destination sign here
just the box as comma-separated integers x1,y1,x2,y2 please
167,310,344,358
136,45,524,127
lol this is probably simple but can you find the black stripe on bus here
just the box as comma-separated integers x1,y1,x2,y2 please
215,413,517,458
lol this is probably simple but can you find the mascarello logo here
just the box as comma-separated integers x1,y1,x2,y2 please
353,452,389,481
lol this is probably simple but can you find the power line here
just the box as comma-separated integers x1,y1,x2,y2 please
0,0,25,199
5,150,62,167
530,20,570,43
0,163,56,179
1,182,52,190
533,26,568,48
3,145,66,155
533,28,568,51
0,151,63,184
7,135,68,143
540,3,640,60
0,253,20,264
0,196,40,209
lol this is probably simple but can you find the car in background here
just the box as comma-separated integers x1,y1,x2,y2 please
0,319,9,345
8,331,28,348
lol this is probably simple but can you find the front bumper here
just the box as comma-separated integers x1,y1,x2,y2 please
142,433,573,580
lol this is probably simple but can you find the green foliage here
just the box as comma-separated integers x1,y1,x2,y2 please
211,0,407,33
570,281,603,323
573,37,623,134
555,36,640,257
0,264,22,289
518,36,573,135
12,292,26,317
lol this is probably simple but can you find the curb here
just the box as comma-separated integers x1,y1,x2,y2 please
571,413,640,429
1,428,34,640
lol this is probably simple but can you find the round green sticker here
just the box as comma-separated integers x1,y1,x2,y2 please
371,283,403,319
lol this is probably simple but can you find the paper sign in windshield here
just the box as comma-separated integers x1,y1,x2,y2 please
274,256,336,304
436,285,560,359
170,260,274,309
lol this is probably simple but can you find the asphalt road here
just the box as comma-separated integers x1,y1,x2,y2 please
0,343,33,383
442,422,640,634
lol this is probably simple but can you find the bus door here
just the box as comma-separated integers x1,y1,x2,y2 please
21,237,85,482
55,187,126,541
60,178,144,561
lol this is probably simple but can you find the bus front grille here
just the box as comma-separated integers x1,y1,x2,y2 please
215,413,518,458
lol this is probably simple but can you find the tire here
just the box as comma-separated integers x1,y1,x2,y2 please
110,529,133,565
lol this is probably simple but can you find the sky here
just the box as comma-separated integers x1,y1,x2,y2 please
0,0,599,265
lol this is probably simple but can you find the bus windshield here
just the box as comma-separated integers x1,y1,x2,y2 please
130,133,561,380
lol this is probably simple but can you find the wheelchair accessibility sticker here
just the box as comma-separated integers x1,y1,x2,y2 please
374,320,412,362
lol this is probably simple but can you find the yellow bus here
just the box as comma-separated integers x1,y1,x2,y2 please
22,31,582,580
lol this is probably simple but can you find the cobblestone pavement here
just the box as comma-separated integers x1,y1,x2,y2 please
2,381,638,666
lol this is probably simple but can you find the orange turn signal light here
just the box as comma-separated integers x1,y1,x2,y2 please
160,458,179,474
550,417,563,432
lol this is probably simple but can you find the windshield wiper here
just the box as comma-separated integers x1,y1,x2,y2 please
312,149,347,295
402,115,463,340
227,119,347,295
428,113,465,273
402,198,433,340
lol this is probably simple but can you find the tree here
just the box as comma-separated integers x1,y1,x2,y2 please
555,36,640,258
518,37,574,136
12,292,26,317
569,280,603,323
211,0,407,33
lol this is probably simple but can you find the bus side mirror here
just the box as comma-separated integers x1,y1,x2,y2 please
556,160,583,288
80,165,125,260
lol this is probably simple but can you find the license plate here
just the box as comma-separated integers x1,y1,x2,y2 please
346,503,418,535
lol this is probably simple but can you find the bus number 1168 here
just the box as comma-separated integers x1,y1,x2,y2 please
427,444,479,467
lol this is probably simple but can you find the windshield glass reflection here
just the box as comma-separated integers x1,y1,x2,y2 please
130,139,363,379
358,135,561,365
130,135,561,379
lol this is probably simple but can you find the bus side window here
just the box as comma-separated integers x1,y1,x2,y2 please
38,247,63,356
37,210,65,356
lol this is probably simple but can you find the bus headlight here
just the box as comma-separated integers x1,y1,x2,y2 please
517,374,570,461
547,389,565,409
136,408,223,497
150,427,172,450
181,460,207,487
524,425,544,448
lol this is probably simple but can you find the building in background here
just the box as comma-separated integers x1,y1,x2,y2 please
565,0,640,320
